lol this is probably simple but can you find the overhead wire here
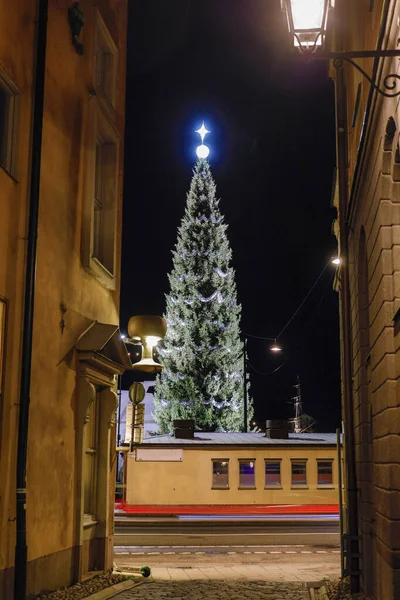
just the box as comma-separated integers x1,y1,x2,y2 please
245,268,336,377
244,258,333,343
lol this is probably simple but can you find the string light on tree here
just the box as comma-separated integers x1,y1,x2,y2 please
195,122,210,159
154,127,252,433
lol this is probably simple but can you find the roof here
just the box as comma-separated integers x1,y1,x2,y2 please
76,321,132,370
141,432,339,446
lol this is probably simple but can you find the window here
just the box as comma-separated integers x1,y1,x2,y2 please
81,100,119,289
239,460,255,488
95,10,118,109
93,137,117,275
291,460,307,487
317,460,333,487
212,460,229,488
83,393,99,515
0,73,18,175
81,12,120,290
0,299,6,396
265,461,281,487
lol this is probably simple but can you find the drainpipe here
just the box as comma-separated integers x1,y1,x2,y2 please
14,1,48,599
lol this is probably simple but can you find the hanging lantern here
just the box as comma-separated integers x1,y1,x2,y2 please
281,0,334,50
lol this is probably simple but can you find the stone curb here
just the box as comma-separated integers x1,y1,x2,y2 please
83,579,145,600
308,585,329,600
304,581,329,600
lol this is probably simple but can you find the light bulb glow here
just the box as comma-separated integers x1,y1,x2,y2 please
196,144,210,159
195,122,210,143
332,257,341,265
146,335,161,348
291,0,325,30
270,343,282,352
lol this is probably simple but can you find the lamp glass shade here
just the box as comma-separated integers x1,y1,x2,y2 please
291,0,324,30
283,0,332,49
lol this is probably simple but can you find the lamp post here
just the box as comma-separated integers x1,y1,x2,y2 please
281,1,400,592
117,316,166,498
242,334,282,432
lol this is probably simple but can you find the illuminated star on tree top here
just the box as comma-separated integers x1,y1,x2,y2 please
195,122,210,143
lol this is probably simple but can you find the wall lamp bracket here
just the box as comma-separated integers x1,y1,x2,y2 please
299,48,400,98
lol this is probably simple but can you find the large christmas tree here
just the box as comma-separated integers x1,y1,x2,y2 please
154,155,253,432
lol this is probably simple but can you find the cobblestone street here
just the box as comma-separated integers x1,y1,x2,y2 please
114,580,310,600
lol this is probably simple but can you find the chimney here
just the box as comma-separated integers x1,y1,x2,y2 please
265,419,289,439
173,419,195,439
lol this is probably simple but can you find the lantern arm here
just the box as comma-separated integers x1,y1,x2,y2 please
333,57,400,98
297,48,400,98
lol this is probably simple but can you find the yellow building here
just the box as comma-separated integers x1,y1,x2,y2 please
0,1,128,597
329,1,400,598
126,425,340,509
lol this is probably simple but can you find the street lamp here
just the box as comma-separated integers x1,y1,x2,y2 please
270,340,282,352
127,315,167,373
242,334,283,432
281,0,333,50
282,0,400,94
281,3,400,592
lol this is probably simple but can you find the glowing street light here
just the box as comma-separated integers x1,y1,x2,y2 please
331,257,341,265
127,315,167,373
281,0,334,50
270,341,282,352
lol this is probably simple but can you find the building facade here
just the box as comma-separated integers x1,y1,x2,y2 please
331,1,400,598
126,431,340,508
0,1,128,597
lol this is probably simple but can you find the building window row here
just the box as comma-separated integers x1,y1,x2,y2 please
212,458,334,490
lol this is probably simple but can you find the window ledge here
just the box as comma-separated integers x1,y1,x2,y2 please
84,257,116,290
317,485,335,489
212,487,230,490
291,485,309,490
83,514,99,528
0,163,18,182
238,486,256,490
265,486,283,490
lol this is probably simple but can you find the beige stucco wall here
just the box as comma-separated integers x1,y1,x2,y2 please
126,445,339,506
333,2,400,599
27,0,126,563
0,1,127,597
0,0,36,583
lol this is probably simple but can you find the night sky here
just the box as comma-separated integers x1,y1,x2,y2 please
120,0,340,432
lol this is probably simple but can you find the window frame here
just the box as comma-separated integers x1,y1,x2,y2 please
264,459,282,489
291,459,308,489
81,96,120,290
92,132,118,275
317,459,334,488
83,392,100,517
0,71,19,178
238,459,256,489
95,9,118,113
211,459,230,490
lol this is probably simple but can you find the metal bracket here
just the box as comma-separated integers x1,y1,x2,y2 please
334,57,400,97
